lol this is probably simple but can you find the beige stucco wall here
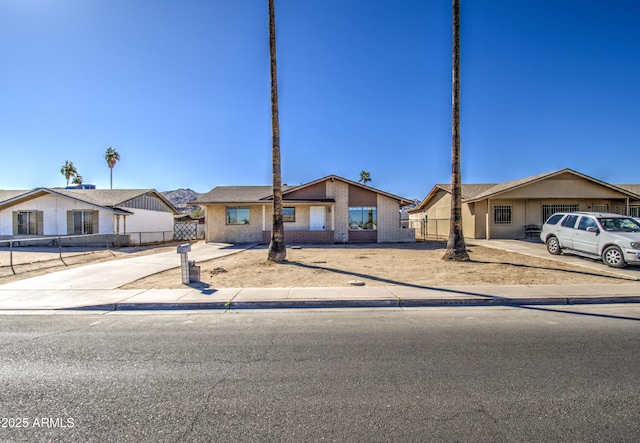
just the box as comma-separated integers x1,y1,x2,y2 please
408,190,453,239
499,175,628,200
205,205,264,243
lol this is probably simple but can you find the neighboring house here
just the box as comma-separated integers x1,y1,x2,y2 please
195,175,415,244
0,188,179,243
409,168,640,240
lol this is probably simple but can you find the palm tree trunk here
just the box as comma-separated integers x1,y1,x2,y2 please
267,0,286,262
110,167,113,190
443,0,469,261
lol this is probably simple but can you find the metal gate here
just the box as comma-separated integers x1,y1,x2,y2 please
408,218,449,241
174,222,197,241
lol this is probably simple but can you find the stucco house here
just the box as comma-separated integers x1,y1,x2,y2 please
0,188,178,243
195,175,415,244
409,169,640,240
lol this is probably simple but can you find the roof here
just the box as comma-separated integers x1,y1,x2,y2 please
195,175,414,206
196,186,295,204
410,184,497,213
411,168,640,213
0,188,178,214
464,168,640,203
616,184,640,196
0,190,30,203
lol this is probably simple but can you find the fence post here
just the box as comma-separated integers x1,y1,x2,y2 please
58,237,67,266
9,241,15,275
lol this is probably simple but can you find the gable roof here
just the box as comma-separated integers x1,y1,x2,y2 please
196,175,413,206
411,168,640,213
283,175,413,205
464,168,640,203
410,184,497,213
0,190,30,204
196,186,295,204
0,188,178,214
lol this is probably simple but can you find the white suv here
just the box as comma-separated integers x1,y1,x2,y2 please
540,212,640,268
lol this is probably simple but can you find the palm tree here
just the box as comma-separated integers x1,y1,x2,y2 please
71,175,83,185
60,160,78,187
105,147,120,190
359,170,372,186
442,0,469,261
267,0,286,263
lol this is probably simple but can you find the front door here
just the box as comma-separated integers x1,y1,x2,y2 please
310,206,326,230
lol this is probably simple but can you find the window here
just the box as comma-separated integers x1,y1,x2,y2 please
561,214,579,228
578,216,598,231
72,210,95,234
629,205,640,218
226,207,250,225
592,204,608,213
542,204,579,223
349,207,377,230
493,205,512,224
16,211,40,235
598,217,640,232
283,207,296,223
545,214,564,225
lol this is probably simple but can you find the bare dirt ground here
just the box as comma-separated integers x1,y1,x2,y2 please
122,242,634,289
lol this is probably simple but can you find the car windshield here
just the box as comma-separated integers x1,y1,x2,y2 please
597,217,640,232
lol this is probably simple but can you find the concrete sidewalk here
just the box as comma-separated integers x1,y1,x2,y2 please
0,283,639,311
0,240,639,311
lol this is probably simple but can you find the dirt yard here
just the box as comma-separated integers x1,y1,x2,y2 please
122,242,633,289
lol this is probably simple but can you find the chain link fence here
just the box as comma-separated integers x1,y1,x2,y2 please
0,232,177,277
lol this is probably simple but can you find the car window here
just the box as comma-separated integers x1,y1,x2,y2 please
598,217,640,232
577,216,598,231
545,214,564,225
561,215,579,228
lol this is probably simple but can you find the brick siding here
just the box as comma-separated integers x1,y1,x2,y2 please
261,230,335,244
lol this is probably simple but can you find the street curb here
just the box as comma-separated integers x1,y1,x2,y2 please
228,299,399,310
2,296,639,312
114,302,229,311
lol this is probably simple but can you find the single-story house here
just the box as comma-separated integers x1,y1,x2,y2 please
409,168,640,240
195,175,415,244
0,188,179,244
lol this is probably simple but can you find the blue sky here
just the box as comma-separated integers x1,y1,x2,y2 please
1,0,639,200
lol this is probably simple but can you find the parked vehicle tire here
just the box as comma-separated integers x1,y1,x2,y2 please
602,245,626,268
546,236,561,255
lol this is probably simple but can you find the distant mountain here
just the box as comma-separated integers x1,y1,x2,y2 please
161,188,202,211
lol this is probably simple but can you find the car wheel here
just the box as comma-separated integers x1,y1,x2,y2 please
602,246,626,268
546,236,561,255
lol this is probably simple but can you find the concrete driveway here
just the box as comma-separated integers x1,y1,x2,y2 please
468,239,640,281
0,242,256,291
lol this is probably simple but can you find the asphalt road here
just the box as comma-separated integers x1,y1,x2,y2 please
1,306,640,442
